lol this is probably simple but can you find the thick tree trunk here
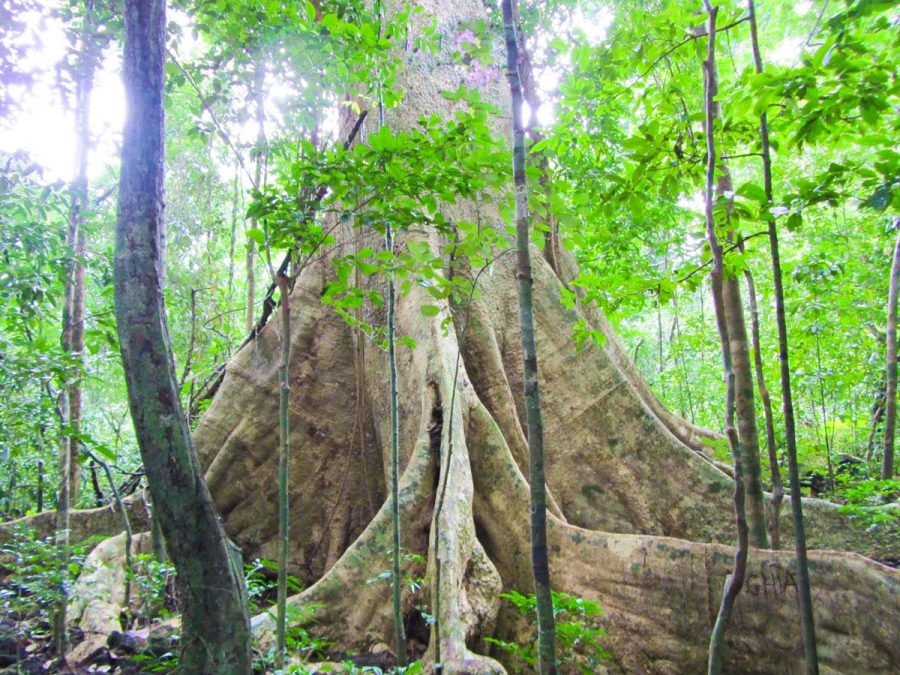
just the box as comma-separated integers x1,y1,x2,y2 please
115,0,252,671
7,0,897,672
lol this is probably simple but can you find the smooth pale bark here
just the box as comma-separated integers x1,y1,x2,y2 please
701,5,749,672
52,388,71,655
883,227,900,479
722,276,768,548
115,0,252,671
245,59,266,334
275,272,291,669
743,267,783,548
502,0,557,672
747,0,819,670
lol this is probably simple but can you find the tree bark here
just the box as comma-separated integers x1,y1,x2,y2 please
882,226,900,479
63,0,99,507
53,1,100,652
722,275,768,548
115,0,252,671
502,0,557,671
275,273,291,669
742,266,783,548
747,0,819,670
700,6,749,671
244,58,267,334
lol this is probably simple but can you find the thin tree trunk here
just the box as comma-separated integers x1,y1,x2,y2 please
115,1,252,671
372,1,406,661
722,275,768,547
703,64,767,548
672,294,696,423
65,0,98,506
245,229,256,333
746,0,818,669
245,59,266,334
89,461,103,506
866,400,884,461
275,271,291,669
743,266,783,548
502,1,557,672
386,219,407,665
702,5,748,672
53,3,99,652
813,329,835,491
52,387,71,655
37,459,44,513
657,290,665,384
882,227,900,478
515,24,560,277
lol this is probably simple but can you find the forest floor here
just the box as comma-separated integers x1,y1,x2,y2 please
0,611,147,674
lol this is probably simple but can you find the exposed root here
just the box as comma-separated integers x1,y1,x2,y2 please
467,391,900,674
67,532,154,663
0,494,150,548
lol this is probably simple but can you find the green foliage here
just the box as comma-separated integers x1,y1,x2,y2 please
486,589,608,674
0,527,91,634
247,82,509,346
127,553,177,627
365,550,432,626
837,478,899,528
0,155,70,512
251,603,333,672
282,660,425,674
244,557,304,614
130,650,180,673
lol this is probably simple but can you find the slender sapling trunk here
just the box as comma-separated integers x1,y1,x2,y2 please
746,0,819,669
743,266,783,548
275,271,292,668
502,0,558,672
702,5,749,672
882,226,900,478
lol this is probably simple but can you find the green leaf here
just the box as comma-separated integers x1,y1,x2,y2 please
736,182,768,204
246,228,266,246
863,185,892,212
419,304,441,317
786,212,803,231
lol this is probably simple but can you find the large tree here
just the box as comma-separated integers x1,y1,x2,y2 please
3,0,898,673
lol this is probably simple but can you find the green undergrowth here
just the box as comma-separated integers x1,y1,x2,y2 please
486,589,609,674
